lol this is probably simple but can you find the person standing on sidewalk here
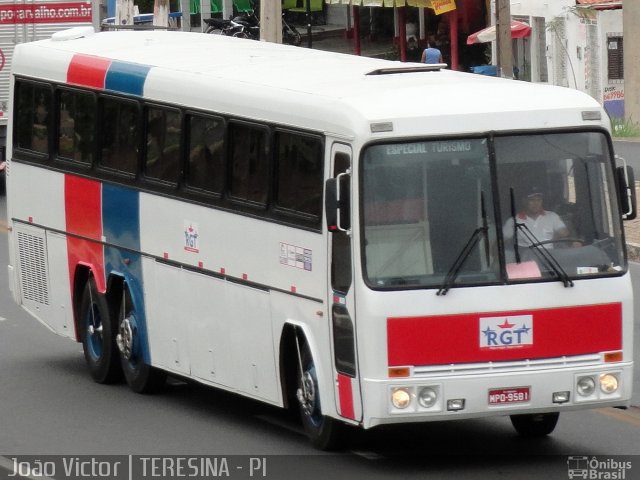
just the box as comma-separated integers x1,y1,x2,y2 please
421,42,443,64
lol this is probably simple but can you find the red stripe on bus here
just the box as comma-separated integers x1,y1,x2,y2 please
65,175,106,293
67,54,111,89
337,373,355,420
387,303,622,366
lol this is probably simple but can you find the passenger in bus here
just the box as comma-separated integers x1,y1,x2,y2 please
503,187,570,248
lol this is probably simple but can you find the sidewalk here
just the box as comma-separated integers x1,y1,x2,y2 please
296,23,399,59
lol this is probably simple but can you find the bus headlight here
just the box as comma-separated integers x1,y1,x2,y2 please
576,376,596,397
599,374,619,394
417,387,438,408
391,388,412,409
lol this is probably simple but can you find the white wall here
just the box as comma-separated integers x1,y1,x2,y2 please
508,1,623,112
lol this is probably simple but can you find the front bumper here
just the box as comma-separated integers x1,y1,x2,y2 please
360,362,633,429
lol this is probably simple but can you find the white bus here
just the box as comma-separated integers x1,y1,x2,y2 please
6,28,635,449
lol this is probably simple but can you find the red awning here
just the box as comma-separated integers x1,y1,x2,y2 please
466,20,531,45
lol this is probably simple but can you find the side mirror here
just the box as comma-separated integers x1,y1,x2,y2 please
617,165,636,220
325,172,351,232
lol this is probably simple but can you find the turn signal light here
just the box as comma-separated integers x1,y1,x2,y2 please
388,367,410,378
604,351,623,363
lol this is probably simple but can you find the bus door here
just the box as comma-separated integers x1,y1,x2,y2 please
327,143,362,423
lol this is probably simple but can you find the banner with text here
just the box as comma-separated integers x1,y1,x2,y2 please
0,2,92,25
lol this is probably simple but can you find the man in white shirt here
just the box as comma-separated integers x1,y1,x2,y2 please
504,188,569,248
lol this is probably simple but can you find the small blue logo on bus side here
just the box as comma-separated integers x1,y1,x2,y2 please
480,315,533,348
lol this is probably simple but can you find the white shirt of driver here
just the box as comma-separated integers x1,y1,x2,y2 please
504,210,566,247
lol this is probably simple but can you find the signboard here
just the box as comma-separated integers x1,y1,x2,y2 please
0,2,92,24
430,0,456,15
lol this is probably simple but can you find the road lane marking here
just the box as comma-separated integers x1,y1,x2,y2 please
595,406,640,428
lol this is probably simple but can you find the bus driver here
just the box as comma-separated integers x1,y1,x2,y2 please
503,187,570,247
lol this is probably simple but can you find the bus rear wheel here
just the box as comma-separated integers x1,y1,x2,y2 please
116,287,166,394
510,412,559,437
296,340,343,450
79,277,121,384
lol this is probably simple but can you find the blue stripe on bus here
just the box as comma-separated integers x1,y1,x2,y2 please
105,61,151,96
102,184,151,364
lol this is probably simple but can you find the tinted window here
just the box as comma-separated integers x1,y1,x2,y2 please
145,106,181,183
57,89,95,164
186,114,225,193
100,97,139,174
275,131,323,217
229,123,268,205
15,81,52,155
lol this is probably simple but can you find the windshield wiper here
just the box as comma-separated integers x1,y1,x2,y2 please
437,192,490,296
513,224,574,288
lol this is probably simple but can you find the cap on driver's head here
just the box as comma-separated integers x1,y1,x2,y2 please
526,186,544,198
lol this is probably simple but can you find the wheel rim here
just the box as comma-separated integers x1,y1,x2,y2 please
299,363,323,428
118,312,141,371
85,303,104,360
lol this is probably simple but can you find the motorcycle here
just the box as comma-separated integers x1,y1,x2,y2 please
204,11,301,46
203,17,251,38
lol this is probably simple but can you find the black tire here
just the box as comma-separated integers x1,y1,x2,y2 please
117,287,166,394
79,277,122,384
297,340,343,450
510,412,559,437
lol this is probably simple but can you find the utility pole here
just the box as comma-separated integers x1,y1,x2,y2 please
115,0,134,25
260,0,282,43
495,0,513,79
153,0,170,27
624,0,640,124
179,0,190,31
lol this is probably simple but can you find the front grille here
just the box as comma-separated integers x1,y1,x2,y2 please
413,354,602,377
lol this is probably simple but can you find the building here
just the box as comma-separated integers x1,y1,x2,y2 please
497,0,623,117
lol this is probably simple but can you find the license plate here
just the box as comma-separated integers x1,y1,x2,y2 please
488,386,530,405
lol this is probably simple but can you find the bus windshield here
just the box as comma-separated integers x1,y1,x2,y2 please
361,132,625,290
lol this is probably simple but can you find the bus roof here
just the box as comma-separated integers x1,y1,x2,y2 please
12,30,606,138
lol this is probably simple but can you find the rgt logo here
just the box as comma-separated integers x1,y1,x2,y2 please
480,315,533,348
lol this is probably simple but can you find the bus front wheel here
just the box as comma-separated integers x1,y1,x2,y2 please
296,341,343,450
79,277,121,384
510,412,559,437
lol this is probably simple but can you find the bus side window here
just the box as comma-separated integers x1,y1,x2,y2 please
186,114,225,194
228,122,269,206
100,97,140,175
57,89,95,164
274,129,323,219
144,106,181,184
15,81,52,156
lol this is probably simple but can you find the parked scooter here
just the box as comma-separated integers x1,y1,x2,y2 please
203,17,251,38
204,11,301,46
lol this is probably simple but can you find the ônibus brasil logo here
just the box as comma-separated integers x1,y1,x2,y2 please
480,315,533,348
